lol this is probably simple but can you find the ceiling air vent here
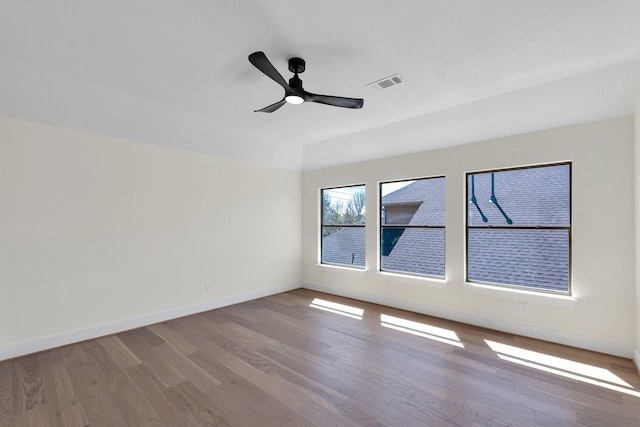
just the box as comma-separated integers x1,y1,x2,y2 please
367,74,404,91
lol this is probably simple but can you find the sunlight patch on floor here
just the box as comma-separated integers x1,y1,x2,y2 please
380,314,464,348
485,339,640,397
310,298,364,320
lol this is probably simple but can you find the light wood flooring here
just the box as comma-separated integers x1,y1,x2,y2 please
1,289,639,426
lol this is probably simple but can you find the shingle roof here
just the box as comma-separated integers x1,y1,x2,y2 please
468,165,570,227
467,229,569,291
466,164,570,290
382,228,444,276
385,178,446,226
321,164,570,291
321,227,366,267
381,178,445,276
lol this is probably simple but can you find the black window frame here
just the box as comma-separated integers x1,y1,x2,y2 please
379,176,446,279
465,162,572,295
320,184,366,269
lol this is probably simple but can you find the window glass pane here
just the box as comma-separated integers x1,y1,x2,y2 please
381,228,445,276
467,164,570,227
322,226,365,267
468,228,569,292
321,185,365,268
382,178,445,226
322,185,366,225
380,177,445,277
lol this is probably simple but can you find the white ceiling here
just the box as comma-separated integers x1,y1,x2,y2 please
2,1,640,170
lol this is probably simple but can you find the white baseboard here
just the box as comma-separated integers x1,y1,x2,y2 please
0,283,300,362
303,282,634,359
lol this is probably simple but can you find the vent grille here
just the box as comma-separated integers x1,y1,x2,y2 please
367,74,404,91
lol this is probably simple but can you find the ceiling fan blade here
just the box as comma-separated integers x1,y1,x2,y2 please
248,51,292,91
304,91,364,109
255,98,287,113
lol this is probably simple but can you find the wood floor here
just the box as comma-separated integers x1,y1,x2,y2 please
1,289,639,427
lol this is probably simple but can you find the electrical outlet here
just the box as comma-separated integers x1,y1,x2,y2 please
518,302,528,313
205,282,212,292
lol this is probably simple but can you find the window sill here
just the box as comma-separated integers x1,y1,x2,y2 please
376,271,447,289
461,282,577,308
315,263,367,275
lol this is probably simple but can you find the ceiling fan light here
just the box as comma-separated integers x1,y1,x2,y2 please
285,94,304,104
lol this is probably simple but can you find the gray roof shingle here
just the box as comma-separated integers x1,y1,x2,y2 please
321,227,366,267
468,164,570,227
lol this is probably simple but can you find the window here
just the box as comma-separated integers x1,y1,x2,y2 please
321,185,366,268
466,163,571,293
380,177,445,277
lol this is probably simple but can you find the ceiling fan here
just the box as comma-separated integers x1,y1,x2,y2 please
248,51,364,113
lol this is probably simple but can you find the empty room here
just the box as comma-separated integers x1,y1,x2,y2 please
2,1,640,426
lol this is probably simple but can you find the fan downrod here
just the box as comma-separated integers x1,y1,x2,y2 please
288,57,305,74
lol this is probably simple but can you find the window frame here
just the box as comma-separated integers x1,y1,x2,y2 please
465,162,572,295
379,176,446,279
320,184,366,269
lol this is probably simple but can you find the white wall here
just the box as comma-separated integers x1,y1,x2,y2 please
0,117,301,360
635,91,640,369
302,117,636,357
